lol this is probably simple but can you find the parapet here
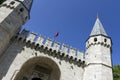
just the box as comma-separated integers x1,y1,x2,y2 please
16,29,85,66
27,32,37,42
36,35,45,45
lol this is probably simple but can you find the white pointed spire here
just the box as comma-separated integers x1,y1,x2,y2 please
19,0,33,11
90,17,108,36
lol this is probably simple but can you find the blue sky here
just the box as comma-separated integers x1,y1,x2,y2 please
23,0,120,65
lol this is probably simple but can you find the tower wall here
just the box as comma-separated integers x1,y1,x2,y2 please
85,35,112,66
0,0,29,56
83,35,113,80
83,64,113,80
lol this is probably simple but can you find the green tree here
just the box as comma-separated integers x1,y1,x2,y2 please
113,65,120,80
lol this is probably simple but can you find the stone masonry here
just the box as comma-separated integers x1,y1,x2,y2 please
0,0,113,80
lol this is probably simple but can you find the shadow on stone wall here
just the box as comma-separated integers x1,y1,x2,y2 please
0,37,24,80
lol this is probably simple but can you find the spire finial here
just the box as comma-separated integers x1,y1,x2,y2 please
96,13,99,19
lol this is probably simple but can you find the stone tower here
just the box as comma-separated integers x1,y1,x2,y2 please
83,17,113,80
0,0,33,56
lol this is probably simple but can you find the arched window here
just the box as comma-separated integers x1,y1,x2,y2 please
94,38,97,42
20,8,24,12
104,38,107,42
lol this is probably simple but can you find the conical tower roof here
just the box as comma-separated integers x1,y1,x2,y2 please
90,17,108,36
19,0,33,11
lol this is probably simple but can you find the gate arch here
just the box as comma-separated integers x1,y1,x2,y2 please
14,56,61,80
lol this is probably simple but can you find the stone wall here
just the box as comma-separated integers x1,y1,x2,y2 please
0,0,29,56
0,30,85,80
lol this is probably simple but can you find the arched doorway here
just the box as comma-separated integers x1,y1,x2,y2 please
14,57,61,80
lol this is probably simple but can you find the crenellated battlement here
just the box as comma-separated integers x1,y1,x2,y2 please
15,29,85,66
0,1,15,9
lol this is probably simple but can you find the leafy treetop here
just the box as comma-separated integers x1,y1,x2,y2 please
113,65,120,80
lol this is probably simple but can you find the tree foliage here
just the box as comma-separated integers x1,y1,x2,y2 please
113,65,120,80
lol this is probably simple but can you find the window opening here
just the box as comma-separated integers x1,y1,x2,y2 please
104,38,107,42
10,1,15,5
94,38,97,42
20,8,24,12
